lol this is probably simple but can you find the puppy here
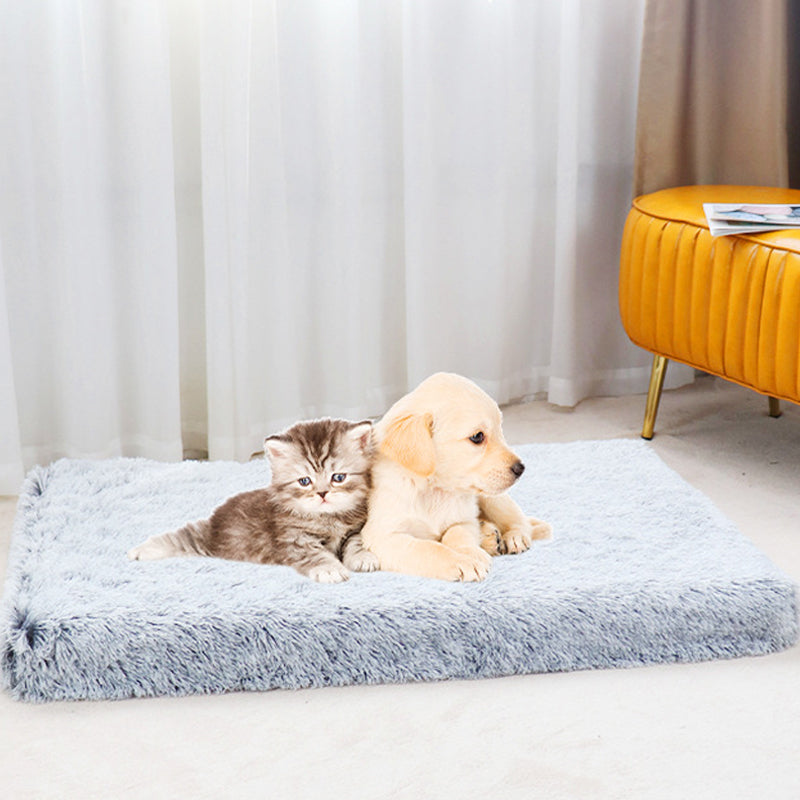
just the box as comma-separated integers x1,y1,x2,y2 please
360,372,551,581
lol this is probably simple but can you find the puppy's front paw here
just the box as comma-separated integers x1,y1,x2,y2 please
451,548,492,582
307,562,350,583
501,518,553,554
501,523,533,554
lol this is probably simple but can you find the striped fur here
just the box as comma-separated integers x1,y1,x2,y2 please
129,419,377,582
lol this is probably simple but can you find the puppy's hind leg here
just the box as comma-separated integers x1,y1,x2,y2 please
479,519,506,556
128,520,212,561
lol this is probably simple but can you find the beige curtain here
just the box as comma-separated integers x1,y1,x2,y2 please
634,0,789,196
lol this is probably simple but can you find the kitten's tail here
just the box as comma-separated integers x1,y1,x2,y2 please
127,519,212,561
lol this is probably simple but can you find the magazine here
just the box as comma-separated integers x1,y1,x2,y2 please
703,202,800,237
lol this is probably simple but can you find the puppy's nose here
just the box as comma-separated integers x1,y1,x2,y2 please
511,461,525,478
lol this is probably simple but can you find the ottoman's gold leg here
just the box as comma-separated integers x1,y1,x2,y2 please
642,355,668,440
768,397,782,418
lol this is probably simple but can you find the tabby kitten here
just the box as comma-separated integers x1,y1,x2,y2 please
128,418,378,583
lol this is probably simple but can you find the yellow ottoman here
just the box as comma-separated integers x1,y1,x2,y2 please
619,185,800,438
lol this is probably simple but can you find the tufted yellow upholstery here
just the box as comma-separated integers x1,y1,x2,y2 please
619,185,800,438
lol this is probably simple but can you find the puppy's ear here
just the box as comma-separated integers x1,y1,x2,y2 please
380,413,435,476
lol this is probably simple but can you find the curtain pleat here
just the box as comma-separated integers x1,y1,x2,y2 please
0,3,184,492
1,1,663,487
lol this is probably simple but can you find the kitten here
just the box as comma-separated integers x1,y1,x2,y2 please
128,418,379,583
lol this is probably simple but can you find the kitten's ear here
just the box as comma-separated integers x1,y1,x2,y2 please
347,420,374,455
379,412,435,477
264,435,293,464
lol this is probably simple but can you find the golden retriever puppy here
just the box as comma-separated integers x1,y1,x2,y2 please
360,372,551,581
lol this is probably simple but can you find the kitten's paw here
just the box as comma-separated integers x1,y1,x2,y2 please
344,549,380,573
307,562,350,583
479,520,507,556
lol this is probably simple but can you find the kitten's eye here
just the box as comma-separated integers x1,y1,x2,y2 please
331,473,347,484
298,477,312,486
469,432,485,445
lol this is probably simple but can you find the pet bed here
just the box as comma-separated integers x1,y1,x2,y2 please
1,439,796,702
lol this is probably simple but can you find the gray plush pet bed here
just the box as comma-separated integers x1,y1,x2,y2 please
1,439,796,702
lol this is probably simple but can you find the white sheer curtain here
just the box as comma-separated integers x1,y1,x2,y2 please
0,0,675,492
0,3,184,495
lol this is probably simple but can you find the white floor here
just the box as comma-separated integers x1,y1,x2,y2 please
1,375,799,799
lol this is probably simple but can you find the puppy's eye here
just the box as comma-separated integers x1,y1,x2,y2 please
298,477,312,486
331,473,347,483
469,432,485,444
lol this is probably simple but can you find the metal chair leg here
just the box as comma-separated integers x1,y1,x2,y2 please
642,355,668,440
768,397,782,418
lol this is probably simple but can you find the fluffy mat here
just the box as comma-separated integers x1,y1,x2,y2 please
1,439,797,702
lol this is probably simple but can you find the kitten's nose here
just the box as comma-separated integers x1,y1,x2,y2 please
318,491,328,500
510,461,525,478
